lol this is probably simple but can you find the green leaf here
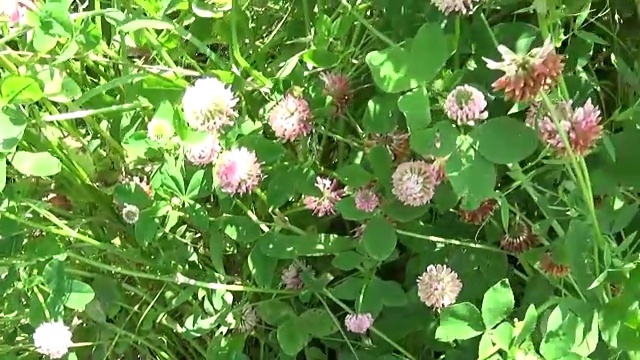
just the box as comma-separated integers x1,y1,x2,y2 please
220,216,262,244
514,304,538,346
363,94,399,134
362,215,397,260
336,197,373,221
445,135,496,209
38,1,74,38
410,121,459,158
267,165,302,208
134,213,159,246
368,145,394,190
331,277,365,300
398,86,431,132
336,164,374,188
10,151,61,177
248,245,277,287
0,109,26,152
471,117,539,164
299,309,338,337
383,199,430,222
256,300,294,326
64,280,96,311
409,22,450,84
258,233,353,258
365,46,414,93
1,76,43,103
277,317,311,355
208,231,225,275
331,251,364,270
481,279,515,329
0,158,5,193
436,302,485,342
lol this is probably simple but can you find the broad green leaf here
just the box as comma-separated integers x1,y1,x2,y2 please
39,1,74,38
0,158,5,192
365,46,414,93
277,317,310,355
258,233,353,258
363,94,399,134
368,145,394,190
491,322,514,350
267,165,302,208
445,135,496,209
248,245,277,287
471,117,539,164
409,22,450,84
0,109,26,152
256,300,294,326
436,302,485,342
362,215,397,260
383,199,430,222
398,86,431,132
331,277,365,300
10,151,61,177
1,76,43,103
208,231,225,275
64,280,95,311
336,197,373,221
336,164,374,188
331,251,364,270
481,279,515,329
410,121,459,158
134,213,159,245
514,305,538,346
219,216,262,244
299,309,338,337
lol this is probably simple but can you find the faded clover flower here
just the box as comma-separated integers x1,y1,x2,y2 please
216,147,262,195
430,0,482,15
121,203,140,224
484,38,564,102
417,264,463,310
354,188,379,213
304,177,345,217
185,134,221,166
182,77,239,132
458,198,498,225
365,131,410,163
444,85,489,126
268,93,312,142
344,313,374,334
236,306,259,333
320,72,350,113
537,98,602,157
147,118,175,142
281,260,307,290
33,321,73,359
392,161,440,207
539,252,570,277
500,222,539,254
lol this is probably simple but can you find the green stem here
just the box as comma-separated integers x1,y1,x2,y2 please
396,229,506,254
338,0,396,47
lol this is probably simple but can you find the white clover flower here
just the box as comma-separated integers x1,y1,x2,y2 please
182,77,239,133
121,203,140,224
33,321,73,359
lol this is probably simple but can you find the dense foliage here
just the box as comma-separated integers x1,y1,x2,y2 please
1,0,640,359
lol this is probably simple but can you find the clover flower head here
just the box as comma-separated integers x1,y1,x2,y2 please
121,203,140,224
392,161,439,206
500,222,539,253
444,85,489,126
216,147,262,195
417,264,463,309
281,260,308,290
320,72,350,113
537,98,602,157
484,38,564,102
344,313,374,334
458,198,498,225
147,118,175,142
539,252,570,277
304,177,345,217
182,77,238,132
430,0,482,15
268,94,312,142
33,321,73,359
185,134,221,166
354,188,379,213
236,306,259,333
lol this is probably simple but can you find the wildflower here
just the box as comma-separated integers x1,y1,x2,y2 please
320,72,350,113
500,223,539,253
236,306,259,333
484,38,564,102
352,223,367,240
537,98,602,157
185,134,221,166
304,177,344,217
216,147,262,195
392,161,439,207
147,118,175,142
444,85,489,126
344,313,374,334
430,0,482,15
121,203,140,224
354,188,379,213
539,252,570,277
417,264,463,309
33,321,73,359
281,260,307,290
458,198,498,225
0,0,31,24
268,93,312,142
44,193,72,211
182,77,238,132
365,131,410,163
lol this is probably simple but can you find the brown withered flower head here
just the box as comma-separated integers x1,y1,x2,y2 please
365,130,411,163
320,72,350,115
500,222,539,253
484,38,564,102
539,251,570,277
458,198,498,225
